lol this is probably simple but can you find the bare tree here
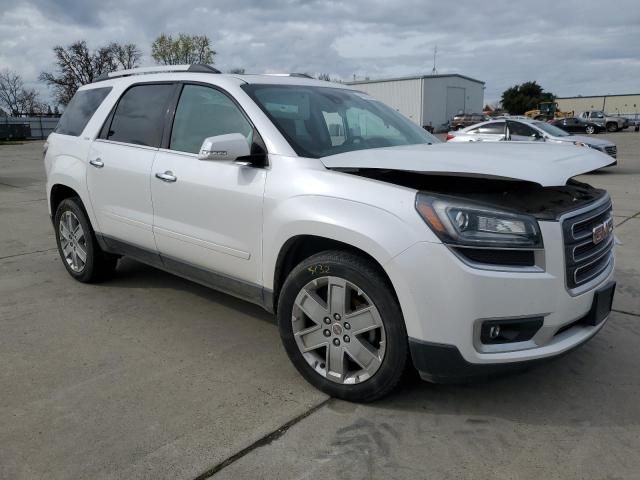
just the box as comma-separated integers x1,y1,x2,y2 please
0,69,43,116
19,88,43,115
40,40,142,105
228,67,246,74
109,43,143,69
0,69,24,116
151,33,216,65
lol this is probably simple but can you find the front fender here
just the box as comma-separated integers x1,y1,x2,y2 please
262,195,427,290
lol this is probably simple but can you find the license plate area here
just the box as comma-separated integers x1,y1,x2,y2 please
584,281,616,326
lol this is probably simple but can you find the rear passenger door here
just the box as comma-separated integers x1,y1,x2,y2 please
150,83,267,289
87,83,175,256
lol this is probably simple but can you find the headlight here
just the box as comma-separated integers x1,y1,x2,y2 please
415,194,543,248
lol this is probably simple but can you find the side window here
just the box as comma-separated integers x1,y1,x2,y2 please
508,122,536,137
322,111,346,146
170,84,252,154
55,87,112,136
345,107,405,141
477,121,505,134
107,84,174,147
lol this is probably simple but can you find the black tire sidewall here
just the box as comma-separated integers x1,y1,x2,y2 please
277,251,408,402
54,198,99,282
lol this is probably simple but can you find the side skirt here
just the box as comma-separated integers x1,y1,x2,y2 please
96,234,274,313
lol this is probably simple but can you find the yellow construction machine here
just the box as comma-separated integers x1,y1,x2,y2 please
524,102,573,121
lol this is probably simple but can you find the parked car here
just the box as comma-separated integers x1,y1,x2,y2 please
578,110,627,132
447,118,618,161
45,65,616,402
450,113,487,130
550,117,605,135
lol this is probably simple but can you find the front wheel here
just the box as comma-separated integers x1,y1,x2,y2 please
585,125,595,134
277,250,408,402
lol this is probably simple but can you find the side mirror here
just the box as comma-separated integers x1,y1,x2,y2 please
198,133,251,161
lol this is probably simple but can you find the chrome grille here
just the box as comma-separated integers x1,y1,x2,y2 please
604,145,617,158
562,198,614,290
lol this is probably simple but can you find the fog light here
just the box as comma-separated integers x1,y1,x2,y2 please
489,325,501,339
480,317,543,345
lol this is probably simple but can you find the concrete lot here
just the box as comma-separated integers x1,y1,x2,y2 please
1,134,639,480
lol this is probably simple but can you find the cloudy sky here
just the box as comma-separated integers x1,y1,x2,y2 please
1,0,639,105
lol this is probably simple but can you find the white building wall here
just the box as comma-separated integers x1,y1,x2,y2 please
351,78,423,125
350,75,485,130
422,76,484,129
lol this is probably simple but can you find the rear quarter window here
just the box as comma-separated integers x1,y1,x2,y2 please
55,87,112,136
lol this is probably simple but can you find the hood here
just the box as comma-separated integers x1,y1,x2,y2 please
320,142,615,187
552,135,614,147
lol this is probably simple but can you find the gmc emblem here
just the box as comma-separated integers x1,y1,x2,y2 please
592,217,614,245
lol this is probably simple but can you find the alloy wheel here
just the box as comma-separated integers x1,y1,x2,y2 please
292,276,386,384
59,211,87,273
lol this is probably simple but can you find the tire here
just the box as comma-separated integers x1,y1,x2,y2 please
585,125,595,134
54,197,117,283
606,122,618,132
277,250,408,402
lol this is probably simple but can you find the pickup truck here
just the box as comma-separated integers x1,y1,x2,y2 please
578,110,627,132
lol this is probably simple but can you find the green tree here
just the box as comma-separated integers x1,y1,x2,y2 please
500,81,555,115
151,33,216,65
40,41,142,105
227,67,245,74
317,73,331,81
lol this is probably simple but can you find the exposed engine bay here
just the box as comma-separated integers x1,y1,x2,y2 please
343,169,606,220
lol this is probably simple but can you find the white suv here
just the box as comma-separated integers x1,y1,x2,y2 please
45,65,616,401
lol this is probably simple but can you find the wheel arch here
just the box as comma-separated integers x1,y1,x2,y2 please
50,184,81,220
271,234,400,314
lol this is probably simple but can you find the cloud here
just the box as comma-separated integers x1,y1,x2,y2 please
1,0,639,105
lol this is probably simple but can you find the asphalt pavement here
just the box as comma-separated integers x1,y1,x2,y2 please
1,133,639,480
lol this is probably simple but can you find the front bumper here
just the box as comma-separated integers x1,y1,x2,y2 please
409,281,614,382
384,220,615,381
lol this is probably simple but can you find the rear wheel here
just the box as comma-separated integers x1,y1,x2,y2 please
277,250,408,402
606,122,618,132
54,197,117,282
585,125,595,134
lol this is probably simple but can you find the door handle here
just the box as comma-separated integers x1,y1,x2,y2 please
89,158,104,168
155,171,177,183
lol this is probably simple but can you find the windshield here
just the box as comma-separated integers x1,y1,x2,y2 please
242,84,439,158
532,121,571,137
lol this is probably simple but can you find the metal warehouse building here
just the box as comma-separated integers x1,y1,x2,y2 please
348,74,485,131
557,94,640,118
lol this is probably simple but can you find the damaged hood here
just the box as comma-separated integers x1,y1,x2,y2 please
320,142,615,187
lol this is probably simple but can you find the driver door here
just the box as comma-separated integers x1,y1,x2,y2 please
151,83,266,286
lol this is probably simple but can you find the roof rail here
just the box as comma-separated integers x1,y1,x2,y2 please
262,73,315,79
93,64,221,82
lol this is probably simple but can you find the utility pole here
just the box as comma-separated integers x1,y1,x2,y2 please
431,45,438,75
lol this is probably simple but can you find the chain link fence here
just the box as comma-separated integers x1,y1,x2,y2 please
0,116,60,140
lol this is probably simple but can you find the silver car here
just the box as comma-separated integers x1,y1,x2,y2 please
447,118,617,160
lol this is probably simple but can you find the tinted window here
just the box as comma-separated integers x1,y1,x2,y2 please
508,121,536,137
170,85,252,154
55,87,112,136
107,84,173,147
243,84,438,158
471,121,505,134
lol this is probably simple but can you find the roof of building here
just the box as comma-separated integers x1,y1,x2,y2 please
348,73,485,86
557,93,640,99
